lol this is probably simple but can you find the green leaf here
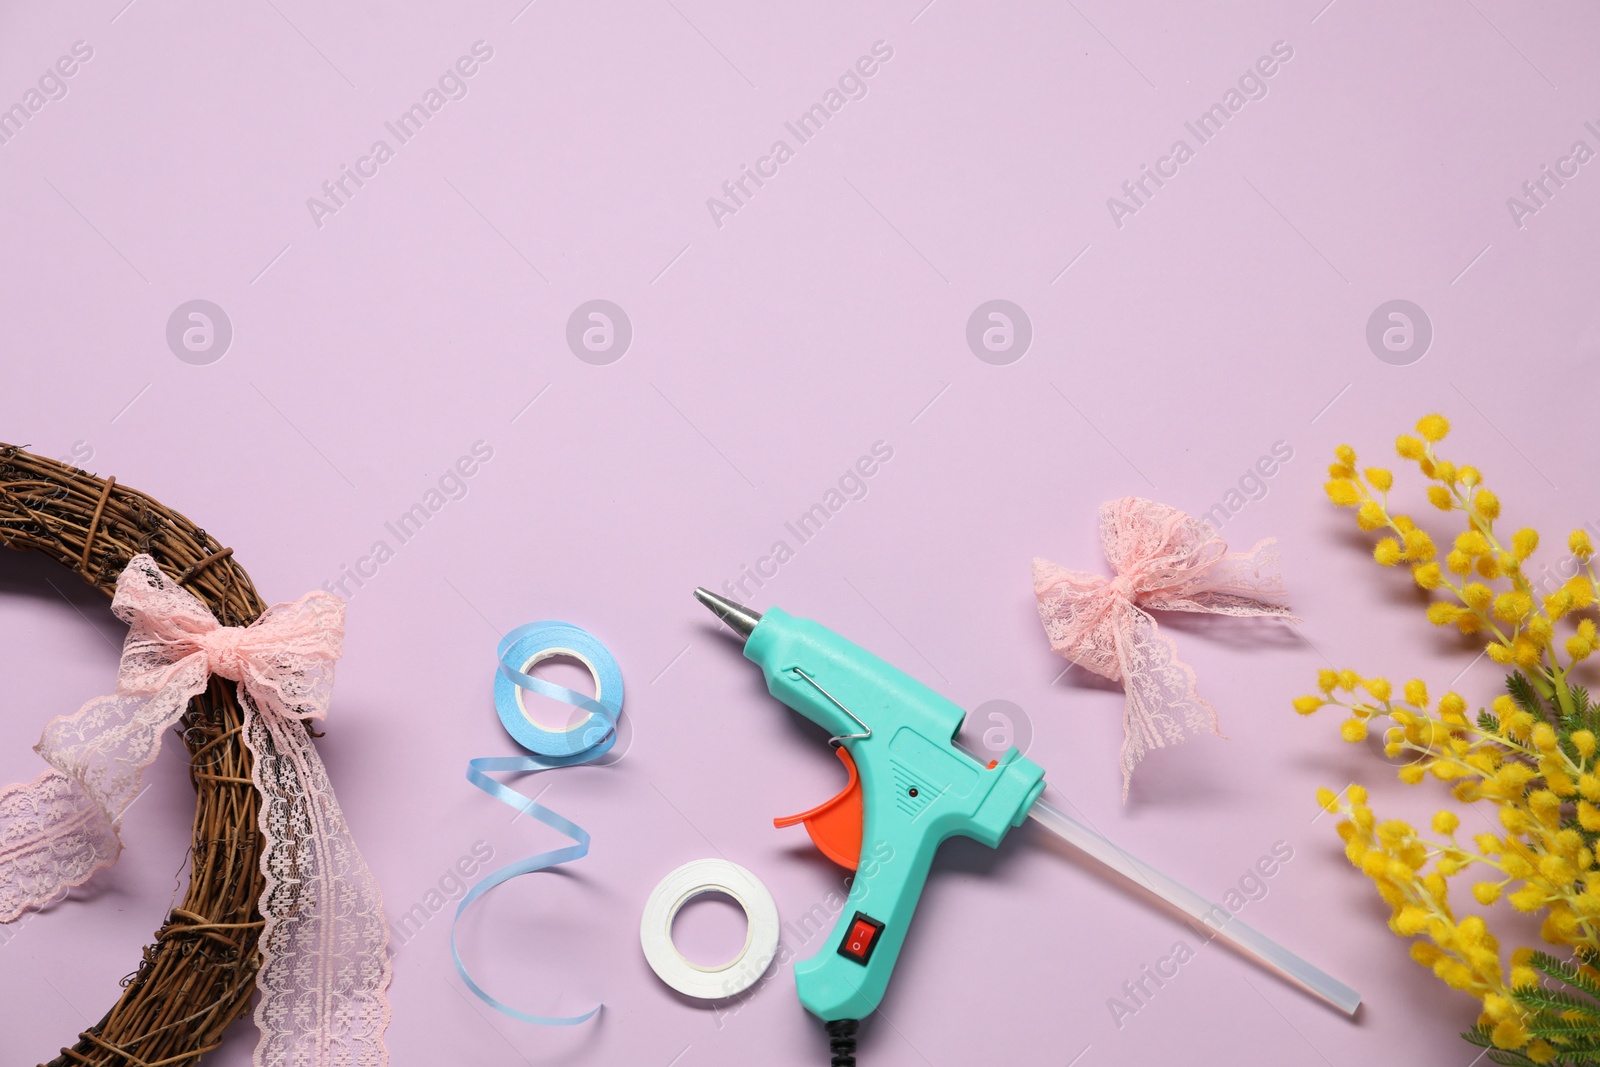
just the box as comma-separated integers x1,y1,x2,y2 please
1530,952,1600,1002
1571,684,1600,734
1517,988,1600,1020
1463,1024,1543,1065
1480,709,1503,733
1500,955,1600,1063
1525,1016,1600,1041
1509,672,1547,718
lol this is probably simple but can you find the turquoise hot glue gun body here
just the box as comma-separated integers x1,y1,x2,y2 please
695,591,1045,1025
697,589,1363,1065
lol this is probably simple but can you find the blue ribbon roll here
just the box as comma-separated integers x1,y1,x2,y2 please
453,622,624,1025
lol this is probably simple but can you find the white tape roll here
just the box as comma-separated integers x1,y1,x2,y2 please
639,859,780,1000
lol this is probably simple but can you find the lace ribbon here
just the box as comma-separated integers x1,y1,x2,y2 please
1033,497,1295,798
0,554,391,1067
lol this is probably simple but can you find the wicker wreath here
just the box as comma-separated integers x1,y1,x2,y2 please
1,442,272,1066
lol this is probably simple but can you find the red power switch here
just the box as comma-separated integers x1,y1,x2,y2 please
837,911,886,966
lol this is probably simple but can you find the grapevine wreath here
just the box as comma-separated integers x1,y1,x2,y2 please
0,442,312,1066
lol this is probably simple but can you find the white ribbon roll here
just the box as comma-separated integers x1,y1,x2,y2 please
640,859,780,1000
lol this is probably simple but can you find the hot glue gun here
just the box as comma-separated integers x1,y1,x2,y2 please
694,589,1358,1065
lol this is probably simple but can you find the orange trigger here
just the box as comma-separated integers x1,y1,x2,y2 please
774,746,863,870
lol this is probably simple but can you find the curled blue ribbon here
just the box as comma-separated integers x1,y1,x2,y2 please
452,621,623,1025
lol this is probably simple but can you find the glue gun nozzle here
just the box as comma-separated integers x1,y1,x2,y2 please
694,588,763,643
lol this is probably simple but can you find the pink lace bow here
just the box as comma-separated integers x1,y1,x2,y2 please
1033,498,1294,799
0,555,390,1067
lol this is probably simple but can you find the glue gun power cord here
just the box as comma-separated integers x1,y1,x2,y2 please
825,1019,859,1066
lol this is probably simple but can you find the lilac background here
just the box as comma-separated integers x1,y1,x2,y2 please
2,0,1598,1063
